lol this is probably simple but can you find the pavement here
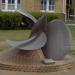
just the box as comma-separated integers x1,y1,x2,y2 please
0,69,75,75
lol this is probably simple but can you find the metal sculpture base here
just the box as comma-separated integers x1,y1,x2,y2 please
0,49,74,72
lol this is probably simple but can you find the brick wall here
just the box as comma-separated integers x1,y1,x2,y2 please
21,0,65,13
34,0,40,12
20,0,33,12
55,0,64,13
21,0,40,12
0,0,66,14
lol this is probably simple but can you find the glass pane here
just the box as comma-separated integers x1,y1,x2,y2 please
2,0,5,3
52,6,54,10
44,0,46,5
49,0,54,5
49,5,51,10
51,0,54,5
17,4,20,9
8,0,11,3
41,5,46,10
2,4,5,9
49,0,55,11
49,0,51,5
41,0,46,10
49,5,55,11
8,0,15,4
8,4,15,10
17,0,20,9
41,0,43,4
18,0,20,4
12,0,15,3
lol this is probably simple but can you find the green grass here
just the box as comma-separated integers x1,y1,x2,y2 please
0,30,31,51
0,30,31,41
68,26,75,56
69,26,75,38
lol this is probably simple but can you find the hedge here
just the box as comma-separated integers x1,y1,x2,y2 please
0,12,22,29
30,12,64,22
0,12,64,29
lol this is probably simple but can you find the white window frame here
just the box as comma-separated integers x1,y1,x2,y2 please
1,0,20,12
40,0,55,12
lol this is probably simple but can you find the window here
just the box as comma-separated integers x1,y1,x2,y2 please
41,0,55,12
2,0,20,11
17,0,20,9
49,0,55,11
2,0,5,3
8,0,15,10
41,0,46,10
2,0,5,10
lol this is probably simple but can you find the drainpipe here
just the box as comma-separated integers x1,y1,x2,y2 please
63,0,66,22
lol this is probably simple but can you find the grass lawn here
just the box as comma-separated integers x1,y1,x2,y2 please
68,26,75,57
0,26,75,57
0,30,31,41
0,30,31,51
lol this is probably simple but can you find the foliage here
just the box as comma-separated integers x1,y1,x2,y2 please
0,12,64,29
30,12,64,22
0,12,22,29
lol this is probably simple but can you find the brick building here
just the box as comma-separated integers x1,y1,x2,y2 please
0,0,75,21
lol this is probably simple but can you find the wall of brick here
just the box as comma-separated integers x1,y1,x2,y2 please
0,0,67,14
34,0,40,12
55,0,64,13
20,0,67,13
20,0,34,12
55,0,66,14
21,0,40,12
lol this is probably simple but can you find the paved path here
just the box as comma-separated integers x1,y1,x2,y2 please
0,70,75,75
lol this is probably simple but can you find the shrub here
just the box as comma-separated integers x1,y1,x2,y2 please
0,12,22,29
0,11,64,29
30,12,64,22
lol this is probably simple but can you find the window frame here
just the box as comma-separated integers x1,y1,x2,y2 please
1,0,21,12
40,0,55,12
8,0,15,11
